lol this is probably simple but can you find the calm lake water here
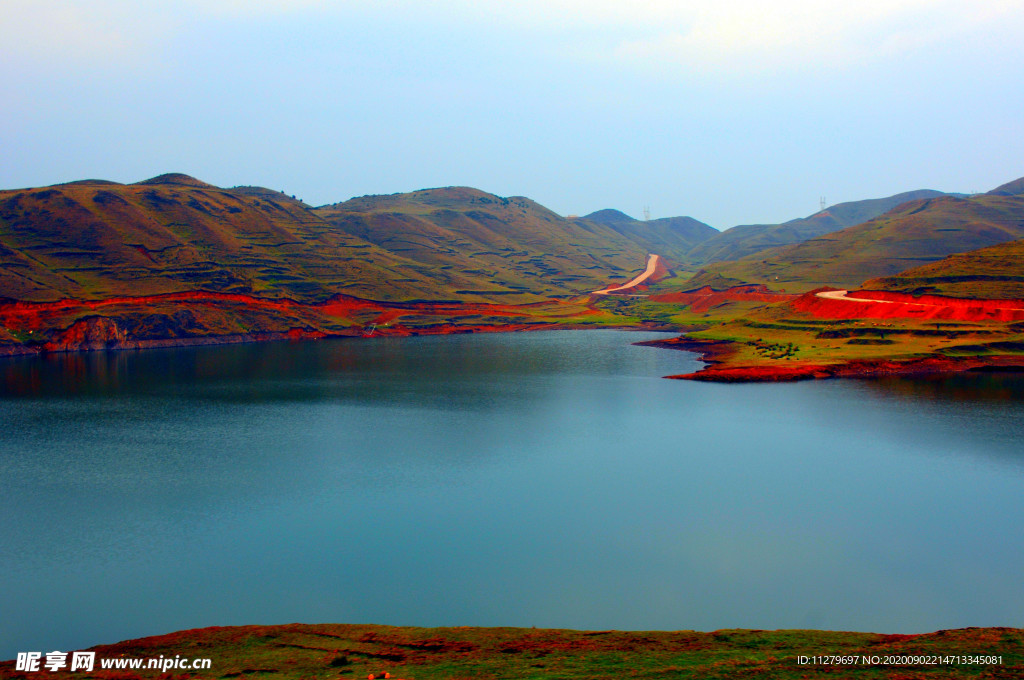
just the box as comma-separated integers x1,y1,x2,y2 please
1,329,1023,657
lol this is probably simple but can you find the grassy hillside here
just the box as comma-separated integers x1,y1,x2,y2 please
864,178,1024,299
0,174,453,303
314,187,647,301
865,238,1024,299
0,175,658,353
685,189,947,265
988,176,1024,196
576,209,717,263
686,185,1024,293
0,177,647,305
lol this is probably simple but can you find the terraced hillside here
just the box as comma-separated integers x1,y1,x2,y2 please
865,237,1024,299
685,189,947,265
314,187,647,300
574,208,717,263
0,176,646,305
686,180,1024,292
0,174,445,303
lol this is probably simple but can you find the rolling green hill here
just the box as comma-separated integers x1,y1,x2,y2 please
685,189,947,265
0,174,446,303
861,177,1024,299
864,237,1024,299
574,209,717,263
686,180,1024,292
313,187,647,300
987,176,1024,196
0,176,646,305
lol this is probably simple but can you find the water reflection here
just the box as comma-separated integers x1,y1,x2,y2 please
0,331,685,405
867,371,1024,403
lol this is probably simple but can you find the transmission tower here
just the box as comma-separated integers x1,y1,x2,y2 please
820,196,827,211
643,205,651,221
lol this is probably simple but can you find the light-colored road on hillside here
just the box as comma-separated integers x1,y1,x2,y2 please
815,289,894,302
815,288,1024,312
593,254,661,295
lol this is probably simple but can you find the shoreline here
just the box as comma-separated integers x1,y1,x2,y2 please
639,336,1024,382
6,319,1024,383
4,285,1024,382
0,322,676,360
0,289,623,358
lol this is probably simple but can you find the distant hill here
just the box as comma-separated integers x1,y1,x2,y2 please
314,188,647,300
230,185,313,208
578,209,637,229
685,189,948,265
135,172,219,188
575,209,717,263
685,177,1024,292
0,174,440,302
862,175,1024,299
0,176,645,305
987,176,1024,196
864,238,1024,299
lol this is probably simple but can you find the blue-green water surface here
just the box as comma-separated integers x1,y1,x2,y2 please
1,330,1023,657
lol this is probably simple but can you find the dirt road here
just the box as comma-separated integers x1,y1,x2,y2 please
593,254,661,295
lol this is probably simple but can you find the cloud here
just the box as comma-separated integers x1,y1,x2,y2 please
184,0,328,18
0,0,329,69
4,0,1021,78
590,0,1024,74
0,1,146,67
385,0,1024,76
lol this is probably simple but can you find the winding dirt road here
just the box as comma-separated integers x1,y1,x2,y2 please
817,288,1024,311
593,254,661,295
808,288,1024,321
816,289,894,303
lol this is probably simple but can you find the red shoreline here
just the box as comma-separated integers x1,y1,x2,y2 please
0,289,606,356
0,322,602,358
6,289,1024,381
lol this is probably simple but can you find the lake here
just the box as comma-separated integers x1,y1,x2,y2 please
1,329,1023,658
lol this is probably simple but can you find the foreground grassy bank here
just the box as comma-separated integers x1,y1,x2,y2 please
2,624,1021,680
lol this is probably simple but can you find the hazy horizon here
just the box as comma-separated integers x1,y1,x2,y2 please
3,0,1023,229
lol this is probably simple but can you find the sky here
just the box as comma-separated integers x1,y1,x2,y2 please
3,0,1024,229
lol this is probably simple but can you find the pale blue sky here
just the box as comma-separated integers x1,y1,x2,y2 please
3,0,1023,228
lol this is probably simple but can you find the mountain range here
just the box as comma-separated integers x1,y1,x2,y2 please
572,209,716,263
3,170,1024,356
685,182,1024,292
0,175,652,305
684,189,949,265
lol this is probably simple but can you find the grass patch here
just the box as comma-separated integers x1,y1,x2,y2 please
9,623,1018,680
